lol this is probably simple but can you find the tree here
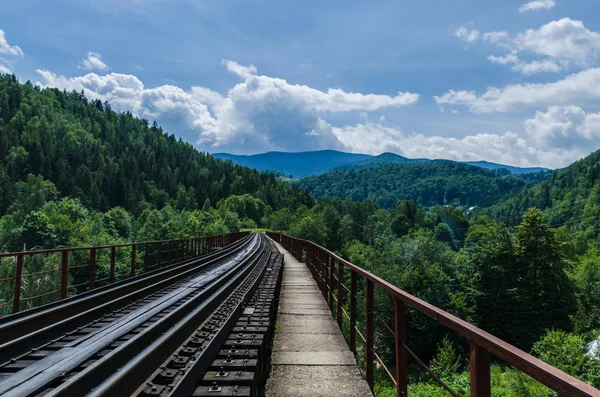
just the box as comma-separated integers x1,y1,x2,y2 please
20,211,57,249
514,208,576,347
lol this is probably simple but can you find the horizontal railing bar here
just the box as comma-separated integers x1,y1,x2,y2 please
271,232,600,397
20,289,60,301
0,235,224,257
22,268,59,277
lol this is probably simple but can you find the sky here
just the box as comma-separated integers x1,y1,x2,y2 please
1,0,600,169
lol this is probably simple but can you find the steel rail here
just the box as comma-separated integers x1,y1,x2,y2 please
44,235,269,397
88,236,273,397
0,234,252,365
0,235,266,397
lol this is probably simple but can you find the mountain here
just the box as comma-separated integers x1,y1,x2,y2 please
0,75,312,217
464,161,548,174
490,149,600,232
298,160,545,209
214,150,550,177
212,151,371,178
333,152,429,172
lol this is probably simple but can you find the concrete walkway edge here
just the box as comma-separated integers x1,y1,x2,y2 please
265,240,373,397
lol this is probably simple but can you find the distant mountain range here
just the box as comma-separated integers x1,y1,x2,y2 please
212,151,371,178
212,151,550,178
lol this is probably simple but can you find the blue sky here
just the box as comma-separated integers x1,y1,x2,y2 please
1,0,600,168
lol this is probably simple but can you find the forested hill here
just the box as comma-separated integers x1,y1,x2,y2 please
334,152,549,174
298,161,551,209
0,74,312,217
490,149,600,233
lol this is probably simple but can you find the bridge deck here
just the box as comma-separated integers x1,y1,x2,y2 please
266,241,372,397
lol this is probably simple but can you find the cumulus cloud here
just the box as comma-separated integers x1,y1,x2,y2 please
333,121,584,169
458,18,600,74
79,52,110,71
524,106,600,150
35,57,594,168
36,60,419,154
435,68,600,112
519,0,556,13
0,29,23,57
0,29,23,74
515,18,600,65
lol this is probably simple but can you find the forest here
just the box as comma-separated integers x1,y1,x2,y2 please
1,74,600,396
298,161,553,209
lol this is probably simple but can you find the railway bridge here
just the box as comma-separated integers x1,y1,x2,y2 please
0,232,598,396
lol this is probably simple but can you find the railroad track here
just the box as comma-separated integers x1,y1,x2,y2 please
0,233,283,397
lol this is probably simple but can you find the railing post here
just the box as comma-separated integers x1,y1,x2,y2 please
144,243,149,271
349,270,357,355
470,342,491,397
13,254,24,314
321,251,327,297
394,298,408,397
328,256,334,309
157,242,162,268
130,244,136,276
168,241,172,265
366,279,374,390
337,260,343,328
89,247,96,289
109,247,116,283
61,250,69,299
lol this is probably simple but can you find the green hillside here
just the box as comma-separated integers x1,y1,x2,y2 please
0,74,312,251
298,160,549,209
490,149,600,236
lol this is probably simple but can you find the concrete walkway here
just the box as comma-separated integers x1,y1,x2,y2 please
266,241,373,397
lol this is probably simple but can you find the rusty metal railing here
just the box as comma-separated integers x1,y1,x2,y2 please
266,232,600,397
0,232,249,314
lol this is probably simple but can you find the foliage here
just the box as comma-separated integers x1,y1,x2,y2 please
298,161,546,209
0,74,312,222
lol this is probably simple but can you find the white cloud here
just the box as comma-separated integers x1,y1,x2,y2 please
460,18,600,74
488,54,519,65
79,52,110,71
455,26,480,43
333,121,584,169
524,106,600,150
221,59,257,79
34,59,594,168
435,68,600,112
515,18,600,65
0,29,23,58
36,60,419,154
519,0,556,13
0,29,23,74
512,59,562,74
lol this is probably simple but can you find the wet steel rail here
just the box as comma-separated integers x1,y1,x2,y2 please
267,232,600,397
0,233,280,396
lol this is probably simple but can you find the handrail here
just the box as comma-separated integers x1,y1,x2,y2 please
266,231,600,397
0,232,249,314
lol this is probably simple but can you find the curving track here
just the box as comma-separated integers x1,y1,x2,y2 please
0,233,279,397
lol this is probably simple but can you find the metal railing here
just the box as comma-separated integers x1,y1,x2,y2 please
0,232,249,314
267,232,600,397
